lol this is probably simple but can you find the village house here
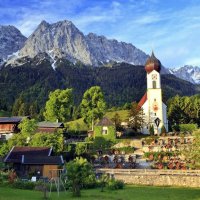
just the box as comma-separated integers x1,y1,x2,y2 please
0,117,28,141
37,121,64,133
94,117,116,141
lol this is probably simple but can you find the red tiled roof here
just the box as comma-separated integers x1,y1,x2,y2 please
138,92,147,108
4,146,52,163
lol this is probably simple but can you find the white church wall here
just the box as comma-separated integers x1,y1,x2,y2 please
147,70,161,89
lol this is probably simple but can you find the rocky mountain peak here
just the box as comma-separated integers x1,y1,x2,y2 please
0,25,27,60
16,20,149,67
169,65,200,84
18,20,92,65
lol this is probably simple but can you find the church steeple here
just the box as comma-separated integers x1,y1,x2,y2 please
145,51,161,74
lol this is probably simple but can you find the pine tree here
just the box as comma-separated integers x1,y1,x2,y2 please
149,125,155,135
161,125,167,134
129,102,144,132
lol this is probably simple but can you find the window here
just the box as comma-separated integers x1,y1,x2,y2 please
153,81,156,89
102,126,108,135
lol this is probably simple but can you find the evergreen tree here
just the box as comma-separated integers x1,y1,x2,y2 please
161,125,167,134
18,103,29,116
149,125,155,135
129,102,144,132
12,95,24,116
111,112,122,131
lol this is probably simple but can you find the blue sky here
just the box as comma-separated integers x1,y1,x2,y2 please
0,0,200,68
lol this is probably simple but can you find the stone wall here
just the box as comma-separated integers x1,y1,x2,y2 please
97,169,200,188
114,173,200,188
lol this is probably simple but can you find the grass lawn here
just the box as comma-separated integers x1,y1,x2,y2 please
1,185,200,200
105,109,129,122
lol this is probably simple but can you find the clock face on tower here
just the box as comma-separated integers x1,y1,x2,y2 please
152,74,157,81
152,99,159,112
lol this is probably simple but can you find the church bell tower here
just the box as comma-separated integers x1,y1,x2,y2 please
140,51,168,134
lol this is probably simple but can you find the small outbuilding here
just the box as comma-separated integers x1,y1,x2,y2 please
4,146,64,179
94,117,116,140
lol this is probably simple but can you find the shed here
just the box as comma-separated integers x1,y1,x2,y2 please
4,146,64,179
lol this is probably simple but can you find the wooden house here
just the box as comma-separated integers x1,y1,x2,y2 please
4,146,64,179
37,121,64,133
0,117,27,140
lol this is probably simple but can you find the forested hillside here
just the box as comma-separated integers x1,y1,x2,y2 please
0,59,198,115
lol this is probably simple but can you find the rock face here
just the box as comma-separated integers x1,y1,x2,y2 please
18,20,148,66
19,20,93,65
170,65,200,84
0,25,27,60
86,33,148,66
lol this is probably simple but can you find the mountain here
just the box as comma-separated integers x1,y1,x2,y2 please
13,20,149,67
0,57,198,113
169,65,200,84
0,25,27,60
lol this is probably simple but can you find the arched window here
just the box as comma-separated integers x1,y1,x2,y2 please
152,81,156,89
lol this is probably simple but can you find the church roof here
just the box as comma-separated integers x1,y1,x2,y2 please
145,51,161,74
138,92,147,108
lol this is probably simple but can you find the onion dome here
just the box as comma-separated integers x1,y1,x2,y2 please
145,51,161,73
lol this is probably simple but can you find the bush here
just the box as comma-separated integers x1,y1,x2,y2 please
149,125,154,135
82,174,97,189
12,180,36,190
179,124,197,133
172,124,180,132
107,179,125,190
0,171,9,183
161,125,167,134
66,157,95,197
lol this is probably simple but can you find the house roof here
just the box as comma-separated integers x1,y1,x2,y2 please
22,155,64,165
96,117,114,126
4,146,52,163
38,121,64,128
138,92,147,108
0,117,26,123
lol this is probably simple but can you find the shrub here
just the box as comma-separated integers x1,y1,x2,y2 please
82,174,97,189
179,124,197,133
66,157,95,197
12,180,36,190
0,171,9,182
161,125,167,134
172,124,180,132
107,179,125,190
149,125,154,135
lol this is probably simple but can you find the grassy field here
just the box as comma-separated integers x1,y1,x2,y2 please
67,110,129,131
105,109,129,122
1,185,200,200
0,110,10,117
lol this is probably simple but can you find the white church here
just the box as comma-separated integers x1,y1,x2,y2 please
138,52,168,134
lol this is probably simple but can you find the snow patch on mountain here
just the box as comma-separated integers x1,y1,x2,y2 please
170,65,200,84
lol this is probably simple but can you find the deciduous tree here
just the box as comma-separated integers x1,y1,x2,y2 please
43,88,73,122
80,86,106,129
